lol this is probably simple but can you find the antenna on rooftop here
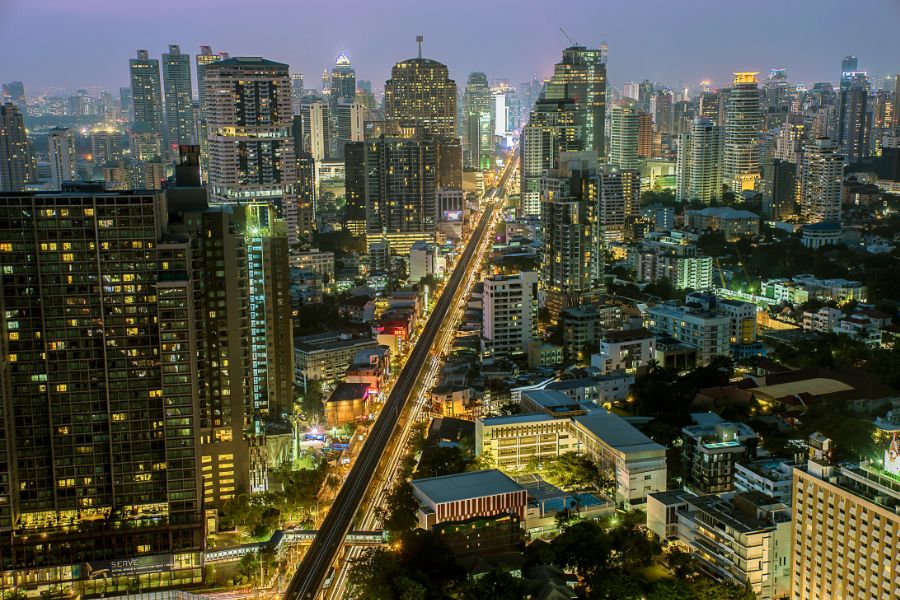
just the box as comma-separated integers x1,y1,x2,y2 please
416,35,424,59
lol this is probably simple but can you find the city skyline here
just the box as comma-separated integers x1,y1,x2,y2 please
3,0,900,92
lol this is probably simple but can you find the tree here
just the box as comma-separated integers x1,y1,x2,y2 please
498,401,521,416
415,446,470,478
299,379,325,422
378,480,419,536
648,579,694,600
457,569,527,600
237,551,260,584
587,569,645,600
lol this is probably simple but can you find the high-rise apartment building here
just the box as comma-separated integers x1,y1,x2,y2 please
290,73,304,114
791,431,900,600
162,44,197,147
344,141,367,237
598,169,641,243
837,81,871,164
676,117,723,203
760,159,797,220
520,99,582,216
204,57,304,242
196,45,229,180
298,100,330,162
47,127,77,190
129,50,165,144
544,46,607,155
463,72,493,169
800,137,843,223
332,99,364,159
540,156,604,319
653,91,673,134
482,271,539,358
723,73,762,192
364,134,437,254
609,104,640,169
840,55,858,91
0,188,205,594
0,102,33,191
384,49,457,139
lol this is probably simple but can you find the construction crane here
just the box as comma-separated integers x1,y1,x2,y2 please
560,28,578,46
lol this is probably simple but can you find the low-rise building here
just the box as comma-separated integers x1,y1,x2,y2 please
560,304,624,359
409,240,447,283
592,328,656,375
734,459,794,504
325,381,372,426
802,306,845,332
526,341,563,368
685,206,760,240
411,469,528,529
645,304,730,365
290,248,335,283
295,334,378,382
800,221,841,249
681,412,757,494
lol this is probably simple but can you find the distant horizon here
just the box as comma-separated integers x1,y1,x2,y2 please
2,0,899,94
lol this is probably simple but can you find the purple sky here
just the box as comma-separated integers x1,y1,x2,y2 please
2,0,899,94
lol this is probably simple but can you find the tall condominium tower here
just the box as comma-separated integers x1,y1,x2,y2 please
482,271,539,358
839,55,858,90
520,98,582,216
837,81,871,164
0,188,205,594
894,74,900,130
544,45,607,155
344,141,367,237
609,103,640,170
676,117,723,203
653,91,674,134
290,73,305,114
129,50,165,143
297,100,330,162
800,137,843,223
540,154,604,319
204,57,304,242
364,134,437,254
196,45,229,180
162,44,197,146
0,102,33,191
332,99,364,159
2,81,27,115
384,44,457,138
723,72,763,192
463,72,493,169
598,168,641,243
47,127,77,190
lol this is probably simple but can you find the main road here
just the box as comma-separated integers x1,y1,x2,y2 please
283,208,502,600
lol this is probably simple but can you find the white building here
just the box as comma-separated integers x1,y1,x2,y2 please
48,127,76,190
800,137,843,223
289,248,335,282
723,73,763,192
482,271,538,358
734,460,794,504
676,117,723,203
592,328,656,375
802,306,845,333
598,169,641,243
645,304,730,365
655,254,713,290
409,240,446,282
609,104,640,170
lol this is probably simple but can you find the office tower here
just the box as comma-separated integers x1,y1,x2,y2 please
47,127,77,190
0,102,33,191
2,81,27,115
204,57,303,242
0,189,204,594
295,152,316,238
332,99,364,159
637,112,654,158
129,50,165,143
434,136,462,189
790,431,900,600
652,91,673,134
599,169,641,243
676,117,723,203
482,271,539,358
330,53,356,103
761,159,797,220
723,72,762,192
840,55,858,90
540,156,604,319
119,87,133,120
800,137,843,223
344,141,366,237
384,43,457,138
544,45,607,155
837,80,871,163
520,99,582,215
463,72,493,169
290,73,305,113
364,134,437,254
162,44,196,146
609,104,640,169
298,100,330,162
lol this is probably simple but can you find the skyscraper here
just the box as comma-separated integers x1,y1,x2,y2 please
290,73,305,114
520,99,582,215
119,86,133,120
893,74,900,130
384,43,457,138
676,117,723,203
47,127,77,190
463,72,493,169
298,100,330,162
129,49,165,145
598,169,641,243
800,137,843,223
723,72,762,192
2,81,27,115
330,53,356,102
364,134,437,254
162,44,197,147
344,141,367,237
0,102,33,191
0,188,205,594
196,45,229,181
653,90,673,134
840,55,858,91
204,57,304,242
609,104,640,169
837,80,871,164
544,45,607,155
332,99,364,159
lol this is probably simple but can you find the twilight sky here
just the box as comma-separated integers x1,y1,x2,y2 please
1,0,899,94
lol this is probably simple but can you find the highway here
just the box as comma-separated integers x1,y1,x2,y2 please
283,202,500,600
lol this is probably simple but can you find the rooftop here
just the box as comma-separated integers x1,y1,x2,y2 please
412,469,522,505
573,410,665,455
687,206,759,219
327,382,371,403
